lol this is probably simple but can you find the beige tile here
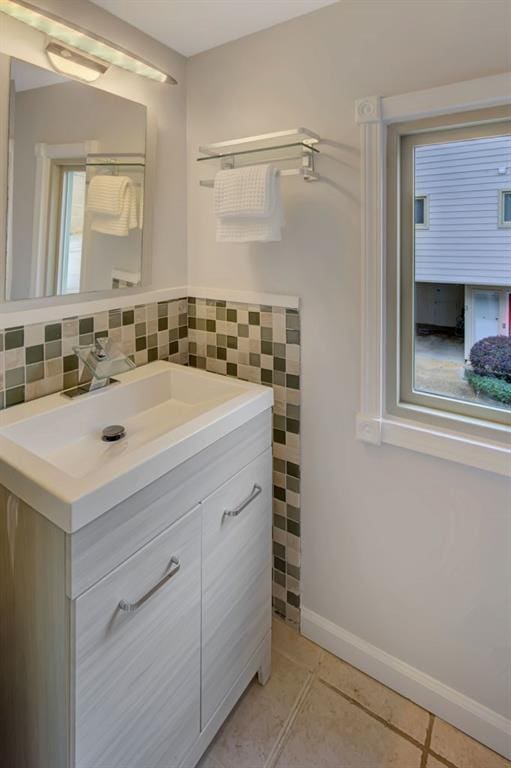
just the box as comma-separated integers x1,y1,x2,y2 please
426,756,446,768
276,680,423,768
271,618,322,672
430,719,511,768
209,650,309,768
318,651,429,743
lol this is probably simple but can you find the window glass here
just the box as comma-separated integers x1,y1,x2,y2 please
408,133,511,416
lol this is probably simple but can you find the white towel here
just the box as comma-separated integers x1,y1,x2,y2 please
214,164,282,243
88,177,138,237
87,175,131,216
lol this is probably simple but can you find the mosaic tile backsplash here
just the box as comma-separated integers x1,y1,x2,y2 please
0,294,301,625
0,297,188,409
188,297,301,625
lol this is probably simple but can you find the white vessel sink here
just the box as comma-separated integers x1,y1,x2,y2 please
0,361,272,532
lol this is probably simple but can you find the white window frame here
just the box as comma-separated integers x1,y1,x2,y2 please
414,194,429,229
498,189,511,227
355,73,511,477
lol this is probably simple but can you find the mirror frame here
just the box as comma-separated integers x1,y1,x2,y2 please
0,12,155,321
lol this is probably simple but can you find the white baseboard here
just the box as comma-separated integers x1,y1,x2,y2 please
301,607,511,760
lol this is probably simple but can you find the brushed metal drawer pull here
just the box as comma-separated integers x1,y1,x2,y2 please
118,557,181,613
223,484,262,521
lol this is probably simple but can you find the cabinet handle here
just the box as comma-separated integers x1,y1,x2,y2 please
223,484,262,521
118,556,181,613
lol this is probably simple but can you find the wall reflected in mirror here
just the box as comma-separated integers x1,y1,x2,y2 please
5,57,146,301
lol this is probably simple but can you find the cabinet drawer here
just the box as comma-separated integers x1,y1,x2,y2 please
73,507,201,768
201,448,272,726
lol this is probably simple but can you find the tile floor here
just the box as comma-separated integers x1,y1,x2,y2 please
198,619,511,768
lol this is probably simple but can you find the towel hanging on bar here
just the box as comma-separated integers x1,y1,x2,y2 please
214,165,282,243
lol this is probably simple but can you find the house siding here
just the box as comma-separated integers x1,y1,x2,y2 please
415,135,511,286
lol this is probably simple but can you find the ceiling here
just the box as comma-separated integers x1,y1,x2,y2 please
91,0,338,57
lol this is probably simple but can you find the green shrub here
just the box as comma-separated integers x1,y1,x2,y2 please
465,370,511,405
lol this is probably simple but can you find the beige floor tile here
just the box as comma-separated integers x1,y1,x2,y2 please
271,618,323,671
426,756,446,768
208,650,310,768
430,719,511,768
275,679,423,768
317,650,430,744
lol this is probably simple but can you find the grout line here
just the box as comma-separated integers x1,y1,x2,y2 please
264,667,317,768
420,714,435,768
319,677,427,753
426,751,460,768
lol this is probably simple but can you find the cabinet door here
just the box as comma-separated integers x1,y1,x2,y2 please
73,507,201,768
201,448,272,726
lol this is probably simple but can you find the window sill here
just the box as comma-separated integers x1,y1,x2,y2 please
356,413,510,477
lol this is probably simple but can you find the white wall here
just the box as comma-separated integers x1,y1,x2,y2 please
2,0,188,293
187,0,511,727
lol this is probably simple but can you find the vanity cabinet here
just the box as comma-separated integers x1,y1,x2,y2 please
0,410,272,768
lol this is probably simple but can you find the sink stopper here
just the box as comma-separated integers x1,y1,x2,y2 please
102,425,126,442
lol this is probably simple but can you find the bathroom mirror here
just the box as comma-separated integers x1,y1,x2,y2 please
4,57,147,301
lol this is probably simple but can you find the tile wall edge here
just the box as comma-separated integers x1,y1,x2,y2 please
0,286,188,330
187,285,300,310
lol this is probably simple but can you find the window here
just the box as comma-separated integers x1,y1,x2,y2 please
398,123,511,427
499,190,511,227
47,162,86,295
414,195,429,228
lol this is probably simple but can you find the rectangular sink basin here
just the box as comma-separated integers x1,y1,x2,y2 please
0,361,272,532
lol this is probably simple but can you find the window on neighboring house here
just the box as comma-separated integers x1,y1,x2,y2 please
499,190,511,227
414,195,429,228
394,121,511,428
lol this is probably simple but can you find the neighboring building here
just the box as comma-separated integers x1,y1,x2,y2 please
414,134,511,358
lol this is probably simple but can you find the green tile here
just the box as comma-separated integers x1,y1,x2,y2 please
64,354,78,373
158,317,168,332
206,319,216,333
169,341,179,355
286,418,300,434
238,323,249,337
261,368,273,384
216,307,226,321
248,311,260,326
135,336,146,351
135,322,147,338
148,347,158,362
274,371,286,387
26,363,44,383
45,340,62,359
5,328,24,350
249,353,260,367
122,310,134,325
216,334,227,347
26,344,44,365
78,318,93,336
179,326,187,339
273,556,286,574
227,335,238,349
5,367,24,388
261,326,273,341
287,563,300,580
148,334,158,348
274,429,286,445
273,541,286,560
6,386,25,407
226,363,237,377
226,308,237,323
287,591,300,609
109,311,121,328
261,340,273,356
286,329,300,344
63,371,79,390
216,347,227,361
274,357,286,372
286,373,300,390
273,569,286,587
287,462,300,479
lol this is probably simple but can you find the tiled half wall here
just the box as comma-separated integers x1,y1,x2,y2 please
0,295,301,625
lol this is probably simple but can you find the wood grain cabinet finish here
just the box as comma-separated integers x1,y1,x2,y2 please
201,448,272,726
73,507,201,768
0,410,272,768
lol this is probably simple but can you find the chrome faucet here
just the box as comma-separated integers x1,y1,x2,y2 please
63,337,136,397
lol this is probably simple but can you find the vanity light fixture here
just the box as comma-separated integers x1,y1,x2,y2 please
45,41,108,83
0,0,177,84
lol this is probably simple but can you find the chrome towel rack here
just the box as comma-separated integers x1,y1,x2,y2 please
197,127,320,186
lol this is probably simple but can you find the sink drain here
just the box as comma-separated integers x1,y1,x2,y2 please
102,425,126,442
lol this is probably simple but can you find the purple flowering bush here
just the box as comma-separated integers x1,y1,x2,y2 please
469,335,511,383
